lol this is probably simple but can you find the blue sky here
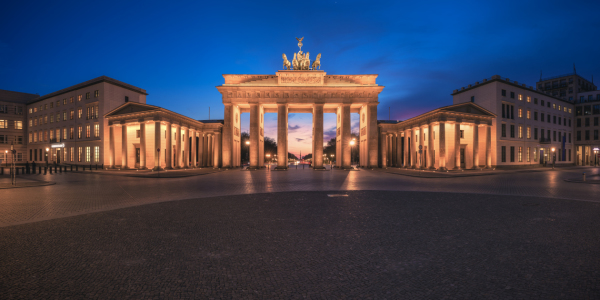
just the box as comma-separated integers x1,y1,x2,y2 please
1,0,599,156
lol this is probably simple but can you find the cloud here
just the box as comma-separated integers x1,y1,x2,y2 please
323,126,337,142
295,138,304,142
288,124,301,132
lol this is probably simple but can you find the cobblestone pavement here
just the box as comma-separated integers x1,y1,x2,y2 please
1,191,599,299
0,166,599,227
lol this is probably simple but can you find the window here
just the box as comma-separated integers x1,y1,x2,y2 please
518,147,522,162
511,106,514,119
502,89,506,96
78,126,82,139
594,117,599,126
518,126,522,138
577,118,581,127
63,128,67,140
78,147,82,162
86,92,90,99
568,133,571,143
44,104,47,110
460,130,464,138
44,115,48,124
577,131,581,141
94,124,99,138
552,103,556,109
78,108,82,119
14,120,22,129
593,105,600,114
569,119,571,127
29,108,32,114
510,92,515,99
518,108,522,118
547,102,551,108
63,98,67,105
0,119,7,128
70,97,74,103
50,115,54,123
510,146,515,162
94,146,100,162
547,114,550,123
50,102,54,108
136,130,141,138
501,124,506,137
86,125,90,138
534,111,538,121
510,125,515,138
49,130,53,140
527,127,531,139
553,116,556,124
70,127,74,139
534,128,538,140
86,147,90,162
527,110,530,119
78,95,82,101
28,133,32,143
94,90,99,97
585,130,590,140
125,96,129,102
70,110,74,120
585,118,590,127
527,96,531,103
94,106,99,119
470,96,474,103
518,94,523,101
501,146,506,162
594,130,599,140
63,112,67,121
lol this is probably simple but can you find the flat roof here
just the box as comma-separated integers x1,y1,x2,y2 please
0,89,39,104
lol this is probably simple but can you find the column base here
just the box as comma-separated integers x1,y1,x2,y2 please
438,167,448,171
152,167,164,171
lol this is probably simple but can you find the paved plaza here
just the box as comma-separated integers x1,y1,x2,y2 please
1,167,600,298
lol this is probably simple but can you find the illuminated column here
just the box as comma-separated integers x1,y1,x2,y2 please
439,122,446,170
109,124,115,168
199,133,204,167
396,132,401,167
165,122,172,169
140,121,146,169
485,124,492,168
191,129,197,168
154,121,161,170
203,134,208,167
213,132,221,168
389,134,394,167
207,134,213,167
403,129,409,167
472,123,479,169
380,132,387,167
249,104,259,169
222,104,233,168
276,103,288,169
313,103,324,169
419,125,425,169
411,128,417,168
121,123,128,169
428,123,435,169
454,121,461,169
341,104,351,169
173,124,180,168
182,127,189,168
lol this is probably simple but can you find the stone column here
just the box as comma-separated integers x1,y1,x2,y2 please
213,132,221,168
428,123,435,169
174,125,181,168
454,121,461,169
121,123,128,169
139,121,146,169
183,127,189,168
341,104,351,169
191,129,197,168
154,121,161,170
472,123,479,169
109,124,115,168
403,130,409,167
313,104,324,169
380,132,387,167
389,135,395,167
202,134,208,167
419,125,425,169
222,104,233,168
165,122,172,169
410,128,417,168
485,124,492,168
207,134,213,167
439,122,446,170
396,132,402,167
276,104,288,169
249,104,259,169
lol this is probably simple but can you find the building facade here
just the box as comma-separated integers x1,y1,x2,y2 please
0,90,38,164
26,76,147,165
574,90,600,165
536,71,596,102
452,75,575,168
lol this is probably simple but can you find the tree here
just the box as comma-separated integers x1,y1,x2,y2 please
302,153,312,160
240,132,278,164
288,153,298,160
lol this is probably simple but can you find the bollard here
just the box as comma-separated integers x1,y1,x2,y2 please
54,166,57,173
71,165,73,171
16,168,19,175
44,167,47,174
49,167,52,174
583,172,586,182
39,166,41,174
59,166,62,173
95,164,98,170
76,165,78,171
22,167,25,174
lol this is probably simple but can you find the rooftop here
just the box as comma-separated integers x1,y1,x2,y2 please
0,89,39,104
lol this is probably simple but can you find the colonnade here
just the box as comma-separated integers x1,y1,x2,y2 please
107,119,222,170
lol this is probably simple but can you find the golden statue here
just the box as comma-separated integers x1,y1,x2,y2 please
296,37,304,50
312,53,321,70
282,54,291,70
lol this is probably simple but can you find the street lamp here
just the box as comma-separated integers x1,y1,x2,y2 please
551,147,555,169
594,148,599,167
4,150,6,167
244,140,250,164
266,153,271,163
350,138,356,166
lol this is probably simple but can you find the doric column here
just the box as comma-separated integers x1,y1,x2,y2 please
428,123,435,169
472,123,479,169
191,129,197,168
139,121,146,169
174,125,181,168
485,124,492,168
439,122,446,170
380,132,387,167
202,134,208,167
419,125,425,169
165,122,172,169
249,104,259,169
276,104,288,169
313,103,324,169
411,128,417,168
396,132,402,167
109,124,115,168
121,123,128,169
207,134,213,167
454,121,461,169
183,127,189,168
154,121,161,170
403,130,409,167
199,133,204,167
341,104,351,169
222,104,233,168
213,132,221,168
389,134,395,167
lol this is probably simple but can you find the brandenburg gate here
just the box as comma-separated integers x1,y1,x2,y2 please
216,38,384,170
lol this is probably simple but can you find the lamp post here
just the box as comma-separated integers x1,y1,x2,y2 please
45,147,49,166
266,153,271,163
330,154,334,168
4,150,6,167
551,147,555,169
245,140,250,164
350,138,356,166
594,148,599,167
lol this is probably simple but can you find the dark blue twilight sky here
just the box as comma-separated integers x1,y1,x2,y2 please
1,0,599,156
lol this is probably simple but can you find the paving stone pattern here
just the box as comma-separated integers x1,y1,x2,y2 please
1,191,600,299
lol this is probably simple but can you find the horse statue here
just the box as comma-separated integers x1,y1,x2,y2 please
301,52,310,70
312,53,321,70
282,54,291,70
292,53,299,70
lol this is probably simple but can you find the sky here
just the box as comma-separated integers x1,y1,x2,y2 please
1,0,599,157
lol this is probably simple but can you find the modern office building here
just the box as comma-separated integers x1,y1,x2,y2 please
536,69,596,102
574,90,600,166
0,89,38,164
